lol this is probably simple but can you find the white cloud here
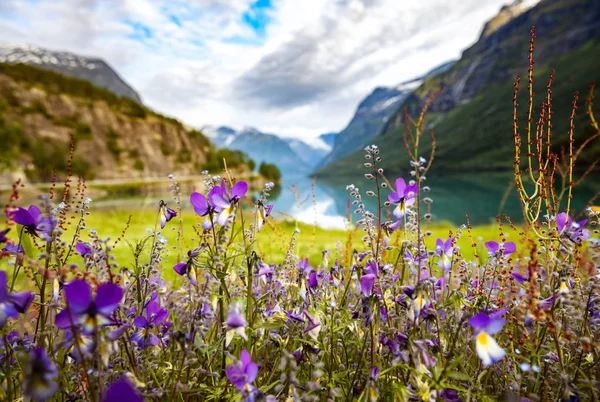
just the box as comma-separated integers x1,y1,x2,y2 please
0,0,509,139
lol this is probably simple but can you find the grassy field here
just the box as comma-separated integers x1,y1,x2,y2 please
58,206,507,283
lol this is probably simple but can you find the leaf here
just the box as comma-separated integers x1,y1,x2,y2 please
20,226,35,257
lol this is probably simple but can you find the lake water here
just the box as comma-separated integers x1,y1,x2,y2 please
83,171,598,229
268,172,599,229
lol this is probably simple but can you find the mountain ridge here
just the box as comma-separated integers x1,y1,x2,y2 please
0,43,142,103
316,0,600,178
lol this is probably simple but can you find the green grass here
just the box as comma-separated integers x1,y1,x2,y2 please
13,207,502,283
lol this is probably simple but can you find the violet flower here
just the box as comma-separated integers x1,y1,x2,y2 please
0,227,9,243
210,180,248,226
388,178,418,219
61,329,95,362
190,189,221,230
173,249,199,285
103,377,143,402
256,201,274,232
23,348,58,401
469,308,507,366
132,300,169,349
3,243,23,254
435,238,453,271
75,242,92,258
556,212,590,243
160,201,177,229
485,241,516,257
226,349,258,396
226,307,248,341
360,274,376,297
0,271,34,328
55,280,123,333
10,205,56,238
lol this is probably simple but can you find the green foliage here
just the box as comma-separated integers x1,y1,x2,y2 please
133,158,145,171
202,148,253,172
176,148,192,164
159,141,172,156
106,129,123,161
128,149,140,159
0,114,24,169
20,100,52,119
248,159,256,171
258,161,281,183
23,140,94,181
187,129,211,148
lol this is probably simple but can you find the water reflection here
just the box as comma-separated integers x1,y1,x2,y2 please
270,172,598,228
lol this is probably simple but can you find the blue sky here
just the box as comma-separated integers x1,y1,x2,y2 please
0,0,512,140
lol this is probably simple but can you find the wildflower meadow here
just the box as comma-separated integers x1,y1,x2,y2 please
0,29,599,402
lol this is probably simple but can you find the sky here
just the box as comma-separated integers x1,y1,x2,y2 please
0,0,510,140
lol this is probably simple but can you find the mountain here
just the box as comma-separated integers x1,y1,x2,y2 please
284,137,330,168
0,44,142,103
316,0,600,177
317,60,456,170
203,126,312,175
318,132,338,149
0,62,216,183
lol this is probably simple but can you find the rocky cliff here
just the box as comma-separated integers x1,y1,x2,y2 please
0,63,211,184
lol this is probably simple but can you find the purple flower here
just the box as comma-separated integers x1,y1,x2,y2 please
10,205,56,238
132,300,169,349
388,178,418,219
256,201,274,232
0,271,34,328
23,348,58,401
173,249,199,285
512,272,529,283
103,377,143,402
210,180,248,226
469,309,507,366
55,280,123,333
160,201,178,229
226,349,258,395
75,242,92,257
440,388,462,402
485,241,516,257
3,243,23,254
556,212,590,243
298,258,313,276
190,188,222,229
61,329,95,362
257,262,274,282
435,238,453,271
303,310,321,334
360,274,376,297
0,227,10,243
226,308,248,335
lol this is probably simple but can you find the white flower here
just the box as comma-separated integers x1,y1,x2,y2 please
475,332,506,366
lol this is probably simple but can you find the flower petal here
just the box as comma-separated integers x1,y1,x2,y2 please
11,207,33,226
231,181,248,199
133,315,148,329
65,280,92,314
395,178,406,195
0,271,7,303
9,291,34,313
95,283,123,316
103,378,142,402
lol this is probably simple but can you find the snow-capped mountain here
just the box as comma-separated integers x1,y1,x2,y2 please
0,43,141,102
203,126,315,175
